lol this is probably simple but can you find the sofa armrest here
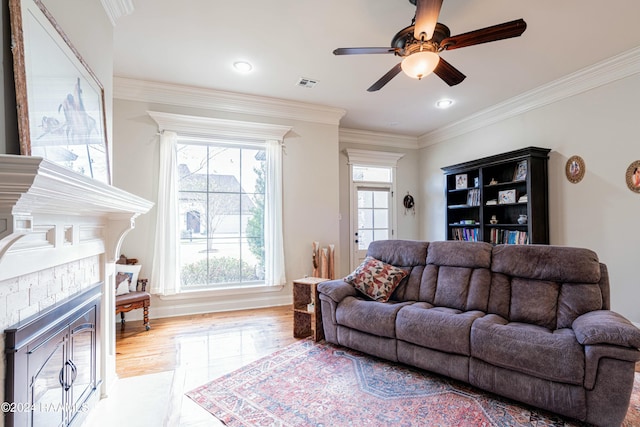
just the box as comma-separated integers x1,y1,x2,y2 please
573,310,640,349
317,279,357,303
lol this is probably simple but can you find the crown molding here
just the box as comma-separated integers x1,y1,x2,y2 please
419,46,640,147
339,128,419,150
114,77,346,126
100,0,134,26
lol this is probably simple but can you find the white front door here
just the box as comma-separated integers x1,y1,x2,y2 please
352,186,392,269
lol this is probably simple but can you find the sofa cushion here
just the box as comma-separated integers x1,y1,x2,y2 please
509,278,559,330
418,241,493,311
426,240,493,268
471,314,585,385
367,239,428,267
396,302,484,355
344,256,408,302
335,296,411,338
491,244,600,283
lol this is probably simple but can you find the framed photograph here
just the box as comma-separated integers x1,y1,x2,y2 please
625,160,640,193
9,0,111,184
513,160,527,181
498,189,516,204
565,155,585,184
455,174,467,189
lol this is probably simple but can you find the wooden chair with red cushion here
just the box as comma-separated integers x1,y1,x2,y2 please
115,255,151,331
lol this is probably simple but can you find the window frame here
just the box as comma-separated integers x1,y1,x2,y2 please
148,111,291,297
345,149,405,270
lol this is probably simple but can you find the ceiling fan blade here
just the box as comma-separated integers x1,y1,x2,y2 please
333,47,397,55
433,57,466,86
367,63,402,92
413,0,444,41
441,19,527,50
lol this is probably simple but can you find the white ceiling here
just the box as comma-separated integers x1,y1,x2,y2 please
113,0,640,137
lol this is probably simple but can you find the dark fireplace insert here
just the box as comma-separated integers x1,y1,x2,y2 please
4,282,102,427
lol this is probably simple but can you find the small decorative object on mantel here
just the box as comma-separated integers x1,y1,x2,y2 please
625,160,640,193
565,155,586,184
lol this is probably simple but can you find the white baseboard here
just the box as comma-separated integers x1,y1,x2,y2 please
118,291,292,322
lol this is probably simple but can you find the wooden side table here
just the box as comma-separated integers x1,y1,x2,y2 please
293,277,327,341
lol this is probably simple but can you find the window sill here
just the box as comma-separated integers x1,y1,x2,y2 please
158,283,285,301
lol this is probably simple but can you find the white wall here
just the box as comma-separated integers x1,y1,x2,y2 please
112,97,341,316
419,72,640,323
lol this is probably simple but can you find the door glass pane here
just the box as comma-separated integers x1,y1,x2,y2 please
358,230,373,250
373,191,389,208
32,341,65,426
356,188,390,251
374,230,389,241
373,209,388,228
358,209,373,229
358,191,373,208
71,328,93,407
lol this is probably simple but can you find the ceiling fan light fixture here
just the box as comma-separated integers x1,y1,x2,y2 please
401,51,440,80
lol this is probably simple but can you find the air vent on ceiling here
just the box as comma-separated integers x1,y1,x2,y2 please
296,77,318,88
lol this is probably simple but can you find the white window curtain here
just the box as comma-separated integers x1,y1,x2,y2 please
150,131,180,295
265,139,286,286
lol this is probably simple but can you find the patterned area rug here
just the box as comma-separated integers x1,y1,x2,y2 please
187,340,640,427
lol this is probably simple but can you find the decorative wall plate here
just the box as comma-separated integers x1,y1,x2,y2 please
625,160,640,193
565,155,585,184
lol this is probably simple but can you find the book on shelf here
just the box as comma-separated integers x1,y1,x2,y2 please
489,228,529,245
466,188,480,206
452,227,479,242
486,199,497,205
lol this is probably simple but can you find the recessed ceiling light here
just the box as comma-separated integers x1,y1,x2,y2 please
233,61,253,73
436,99,454,109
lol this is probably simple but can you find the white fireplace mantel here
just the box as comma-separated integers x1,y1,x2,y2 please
0,154,153,279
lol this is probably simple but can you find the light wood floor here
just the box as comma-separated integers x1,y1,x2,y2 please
116,305,297,378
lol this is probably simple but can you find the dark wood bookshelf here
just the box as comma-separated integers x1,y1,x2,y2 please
442,147,550,245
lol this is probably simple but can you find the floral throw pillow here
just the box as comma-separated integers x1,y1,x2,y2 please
344,256,408,302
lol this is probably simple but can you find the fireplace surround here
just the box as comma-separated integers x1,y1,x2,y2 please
0,155,153,425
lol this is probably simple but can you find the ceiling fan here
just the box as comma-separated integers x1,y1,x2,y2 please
333,0,527,92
